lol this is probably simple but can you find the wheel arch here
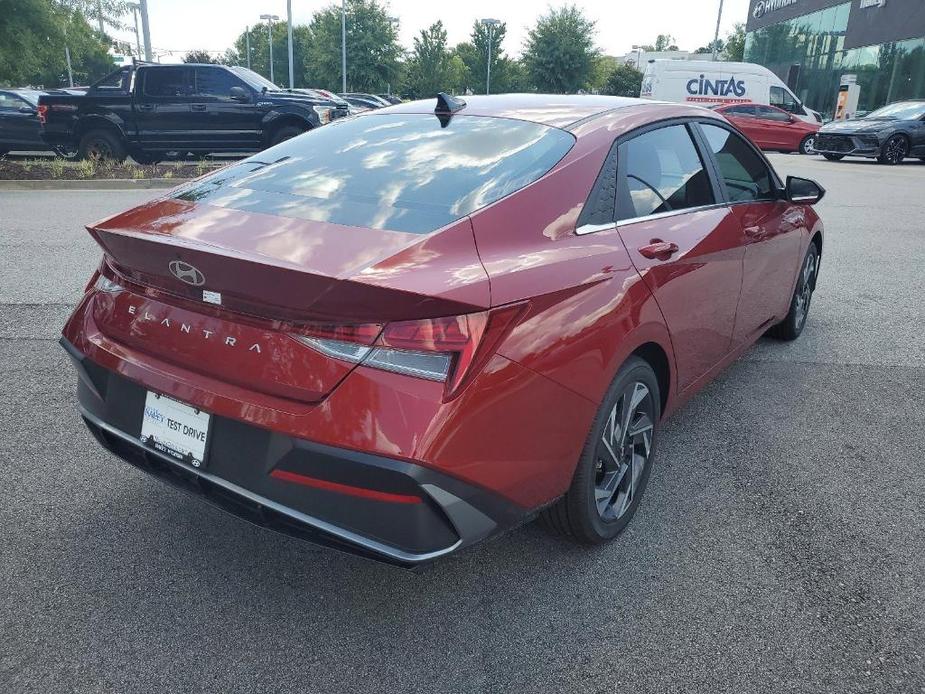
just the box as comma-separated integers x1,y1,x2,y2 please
263,110,314,145
75,115,127,142
630,341,671,417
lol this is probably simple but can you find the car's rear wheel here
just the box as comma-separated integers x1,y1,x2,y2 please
270,125,306,146
78,129,126,163
799,134,816,155
878,134,908,165
822,153,845,161
768,244,818,341
541,356,660,544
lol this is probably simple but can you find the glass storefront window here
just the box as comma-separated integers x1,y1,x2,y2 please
745,3,925,118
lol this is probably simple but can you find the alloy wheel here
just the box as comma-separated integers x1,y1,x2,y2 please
801,135,816,155
883,136,907,164
594,381,654,521
86,140,111,162
794,252,816,329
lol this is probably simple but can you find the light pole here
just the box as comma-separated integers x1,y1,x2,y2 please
712,0,725,61
139,0,152,61
259,14,279,84
386,16,399,95
246,25,251,69
480,18,500,95
341,0,347,93
632,44,643,70
128,3,142,59
286,0,294,88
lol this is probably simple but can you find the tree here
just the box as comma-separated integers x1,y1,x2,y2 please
694,39,724,55
602,63,643,97
0,0,114,88
522,5,598,93
723,23,746,62
183,50,218,64
588,55,616,94
654,33,679,52
232,21,312,86
303,0,402,93
403,22,467,99
453,20,520,95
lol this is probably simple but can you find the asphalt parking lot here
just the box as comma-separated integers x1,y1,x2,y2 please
1,154,923,694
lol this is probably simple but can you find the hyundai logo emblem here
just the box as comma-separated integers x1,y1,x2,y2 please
168,260,205,286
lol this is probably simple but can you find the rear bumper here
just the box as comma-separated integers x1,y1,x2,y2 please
63,337,527,568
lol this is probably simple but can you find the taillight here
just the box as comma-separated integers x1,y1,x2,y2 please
290,305,525,399
37,104,48,124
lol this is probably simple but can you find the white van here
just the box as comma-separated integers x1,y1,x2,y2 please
640,60,822,124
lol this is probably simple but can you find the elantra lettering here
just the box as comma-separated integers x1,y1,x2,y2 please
127,305,262,353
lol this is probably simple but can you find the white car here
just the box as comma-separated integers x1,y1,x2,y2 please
640,59,822,124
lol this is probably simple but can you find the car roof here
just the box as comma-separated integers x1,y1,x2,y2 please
378,94,694,129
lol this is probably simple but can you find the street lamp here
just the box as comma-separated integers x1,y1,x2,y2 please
632,44,644,70
480,18,500,95
259,14,279,84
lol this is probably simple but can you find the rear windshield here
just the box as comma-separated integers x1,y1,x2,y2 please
174,114,574,233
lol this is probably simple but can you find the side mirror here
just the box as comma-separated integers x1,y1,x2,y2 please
785,175,825,205
19,105,36,114
229,86,250,102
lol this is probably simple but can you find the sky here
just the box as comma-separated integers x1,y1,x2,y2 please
113,0,750,63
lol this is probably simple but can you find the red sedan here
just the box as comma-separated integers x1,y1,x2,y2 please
62,94,825,566
712,102,820,154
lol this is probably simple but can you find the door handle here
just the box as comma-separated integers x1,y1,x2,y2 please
136,103,155,112
190,104,207,112
638,240,679,260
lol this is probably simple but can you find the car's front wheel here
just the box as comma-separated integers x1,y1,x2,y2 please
878,134,908,165
769,244,818,341
541,356,660,543
822,153,845,161
270,125,306,146
799,134,816,155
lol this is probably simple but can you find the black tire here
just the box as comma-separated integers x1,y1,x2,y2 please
78,128,126,163
878,134,908,165
799,134,816,155
822,153,845,161
270,125,306,146
768,243,819,341
541,356,661,544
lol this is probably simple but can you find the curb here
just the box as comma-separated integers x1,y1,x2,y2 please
0,178,190,191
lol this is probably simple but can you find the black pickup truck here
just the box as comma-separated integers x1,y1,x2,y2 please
38,62,348,162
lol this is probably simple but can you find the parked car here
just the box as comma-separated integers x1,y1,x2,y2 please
338,92,390,110
710,102,819,154
641,59,822,124
814,100,925,164
61,94,824,567
377,93,403,105
38,63,345,163
0,89,55,155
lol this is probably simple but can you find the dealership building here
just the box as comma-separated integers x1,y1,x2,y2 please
744,0,925,117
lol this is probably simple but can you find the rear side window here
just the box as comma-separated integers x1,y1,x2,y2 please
756,105,790,122
175,114,574,234
724,105,756,117
143,68,190,98
616,124,714,221
700,124,775,202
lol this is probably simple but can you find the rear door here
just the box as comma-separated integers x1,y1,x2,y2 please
190,66,261,150
721,104,763,145
697,122,803,344
754,105,794,149
614,122,745,391
134,66,196,150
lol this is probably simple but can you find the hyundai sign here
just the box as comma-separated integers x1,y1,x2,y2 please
752,0,799,19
